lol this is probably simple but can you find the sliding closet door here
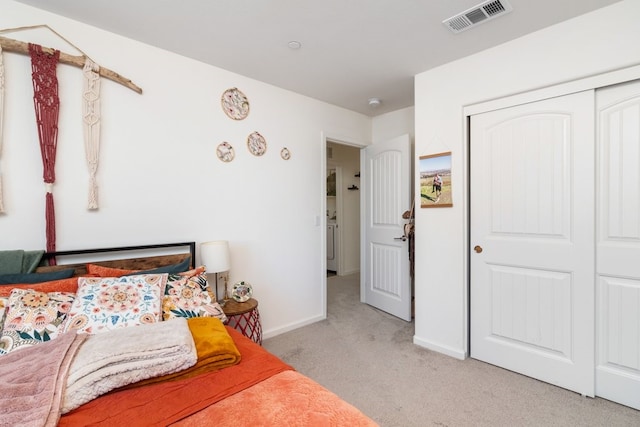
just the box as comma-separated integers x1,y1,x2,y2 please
596,80,640,410
470,91,595,397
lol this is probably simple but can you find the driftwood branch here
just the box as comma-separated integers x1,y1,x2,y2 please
0,35,143,94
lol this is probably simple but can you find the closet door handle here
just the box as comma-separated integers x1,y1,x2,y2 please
474,245,483,253
394,236,407,241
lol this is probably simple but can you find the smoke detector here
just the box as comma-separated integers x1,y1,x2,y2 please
443,0,512,34
368,98,381,108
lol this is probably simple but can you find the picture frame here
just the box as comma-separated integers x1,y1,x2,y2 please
419,151,452,208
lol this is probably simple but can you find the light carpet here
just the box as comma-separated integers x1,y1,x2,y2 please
263,273,640,427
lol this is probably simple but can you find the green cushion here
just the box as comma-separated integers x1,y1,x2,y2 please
0,268,76,285
126,256,191,276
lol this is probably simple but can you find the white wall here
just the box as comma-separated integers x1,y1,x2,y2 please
372,106,414,144
413,0,640,358
0,0,372,338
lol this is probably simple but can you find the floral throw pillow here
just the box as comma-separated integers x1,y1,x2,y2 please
0,289,75,354
163,267,227,323
63,274,167,335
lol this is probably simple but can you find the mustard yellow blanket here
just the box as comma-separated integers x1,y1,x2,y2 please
122,317,241,389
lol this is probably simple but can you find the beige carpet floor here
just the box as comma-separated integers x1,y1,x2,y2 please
263,273,640,427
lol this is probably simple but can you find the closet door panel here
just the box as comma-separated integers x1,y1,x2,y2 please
470,90,595,397
596,79,640,410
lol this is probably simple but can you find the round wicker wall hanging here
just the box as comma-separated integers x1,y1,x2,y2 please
221,87,250,120
216,142,235,162
247,131,267,156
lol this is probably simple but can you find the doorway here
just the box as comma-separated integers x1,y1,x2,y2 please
322,133,413,324
325,141,361,279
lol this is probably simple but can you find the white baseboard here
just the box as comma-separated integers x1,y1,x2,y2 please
413,335,467,360
262,314,326,340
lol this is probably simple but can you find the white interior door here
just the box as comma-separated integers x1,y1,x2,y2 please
470,91,595,397
363,134,411,321
595,79,640,410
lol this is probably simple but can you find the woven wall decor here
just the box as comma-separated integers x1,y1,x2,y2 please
216,142,235,162
221,87,249,120
29,43,60,253
247,131,266,156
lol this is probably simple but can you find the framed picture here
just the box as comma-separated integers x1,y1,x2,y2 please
419,151,452,208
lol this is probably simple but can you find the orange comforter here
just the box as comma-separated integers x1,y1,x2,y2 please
59,327,292,426
173,370,378,427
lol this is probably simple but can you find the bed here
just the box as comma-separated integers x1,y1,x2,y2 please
0,242,377,426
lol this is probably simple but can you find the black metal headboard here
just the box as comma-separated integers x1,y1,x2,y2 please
38,242,196,275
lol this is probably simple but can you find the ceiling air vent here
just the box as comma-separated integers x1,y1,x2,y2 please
443,0,513,34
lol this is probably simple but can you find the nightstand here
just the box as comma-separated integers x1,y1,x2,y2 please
222,298,262,345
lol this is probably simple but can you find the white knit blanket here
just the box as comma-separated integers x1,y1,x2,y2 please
62,318,197,413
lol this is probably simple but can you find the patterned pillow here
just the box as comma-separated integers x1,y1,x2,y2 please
0,289,75,354
63,274,167,335
162,267,227,323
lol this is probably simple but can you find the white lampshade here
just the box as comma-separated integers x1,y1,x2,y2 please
200,240,230,273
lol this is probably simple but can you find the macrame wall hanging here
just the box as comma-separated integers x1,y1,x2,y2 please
0,25,142,253
29,43,60,252
83,58,101,210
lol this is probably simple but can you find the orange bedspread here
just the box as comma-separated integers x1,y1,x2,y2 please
172,370,378,427
59,327,293,426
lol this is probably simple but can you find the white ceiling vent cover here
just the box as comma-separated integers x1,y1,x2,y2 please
443,0,513,34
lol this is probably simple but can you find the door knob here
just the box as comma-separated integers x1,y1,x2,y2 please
394,236,407,241
473,245,483,253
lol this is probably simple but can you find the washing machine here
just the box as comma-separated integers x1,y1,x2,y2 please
327,223,337,272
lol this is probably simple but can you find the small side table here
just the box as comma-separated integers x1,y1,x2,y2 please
222,298,262,345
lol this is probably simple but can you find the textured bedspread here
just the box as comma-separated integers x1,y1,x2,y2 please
172,370,379,427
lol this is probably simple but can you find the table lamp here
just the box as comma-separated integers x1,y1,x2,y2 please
200,240,230,305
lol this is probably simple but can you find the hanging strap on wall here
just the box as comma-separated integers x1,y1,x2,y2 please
402,198,416,279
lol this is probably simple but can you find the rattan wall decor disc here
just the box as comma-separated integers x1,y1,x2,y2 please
221,87,250,120
216,142,235,162
247,131,267,156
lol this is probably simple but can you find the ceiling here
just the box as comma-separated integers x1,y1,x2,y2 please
15,0,620,116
